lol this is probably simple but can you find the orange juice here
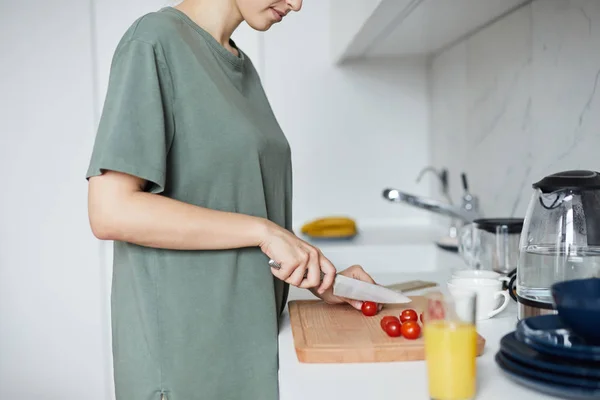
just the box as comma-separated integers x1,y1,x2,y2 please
424,320,477,400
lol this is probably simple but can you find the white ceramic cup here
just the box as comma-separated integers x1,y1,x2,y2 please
452,270,511,284
447,278,510,320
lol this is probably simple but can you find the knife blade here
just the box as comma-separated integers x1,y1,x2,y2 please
268,259,412,304
332,274,412,304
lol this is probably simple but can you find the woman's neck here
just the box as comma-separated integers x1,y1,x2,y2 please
175,0,243,54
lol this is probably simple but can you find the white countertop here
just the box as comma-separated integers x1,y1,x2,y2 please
277,242,554,400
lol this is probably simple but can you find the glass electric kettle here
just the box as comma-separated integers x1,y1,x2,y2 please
514,170,600,319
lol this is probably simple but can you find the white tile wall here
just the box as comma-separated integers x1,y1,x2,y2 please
430,0,600,219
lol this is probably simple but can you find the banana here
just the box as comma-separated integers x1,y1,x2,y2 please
301,217,355,231
301,217,357,237
304,227,357,238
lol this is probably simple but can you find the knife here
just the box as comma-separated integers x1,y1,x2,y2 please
268,259,412,304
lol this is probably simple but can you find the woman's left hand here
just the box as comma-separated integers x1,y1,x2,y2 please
311,264,379,310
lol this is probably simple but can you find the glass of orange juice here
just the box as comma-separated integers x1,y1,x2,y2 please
424,289,477,400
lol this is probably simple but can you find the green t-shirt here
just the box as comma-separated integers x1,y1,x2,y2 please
87,7,291,400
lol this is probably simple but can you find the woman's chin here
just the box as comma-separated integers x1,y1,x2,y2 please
246,19,275,32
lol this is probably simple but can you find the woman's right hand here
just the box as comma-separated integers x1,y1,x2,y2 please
259,221,336,295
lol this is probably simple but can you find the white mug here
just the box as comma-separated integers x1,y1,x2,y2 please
447,278,510,320
452,270,511,284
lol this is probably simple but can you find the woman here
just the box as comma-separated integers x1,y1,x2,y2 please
87,1,377,399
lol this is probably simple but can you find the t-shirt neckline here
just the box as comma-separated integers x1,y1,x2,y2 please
162,7,245,70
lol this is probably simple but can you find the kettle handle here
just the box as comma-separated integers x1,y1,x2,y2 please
507,274,518,302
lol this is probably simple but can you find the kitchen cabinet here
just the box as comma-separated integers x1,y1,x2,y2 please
331,0,530,63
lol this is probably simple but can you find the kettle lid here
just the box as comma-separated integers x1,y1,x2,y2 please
533,170,600,193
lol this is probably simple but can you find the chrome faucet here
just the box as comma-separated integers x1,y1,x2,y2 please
383,170,481,223
415,166,454,207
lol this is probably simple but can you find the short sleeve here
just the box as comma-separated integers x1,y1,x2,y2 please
86,39,175,194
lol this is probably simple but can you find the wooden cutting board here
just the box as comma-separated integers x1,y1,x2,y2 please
289,296,486,363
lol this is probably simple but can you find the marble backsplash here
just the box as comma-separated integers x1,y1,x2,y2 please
429,0,600,220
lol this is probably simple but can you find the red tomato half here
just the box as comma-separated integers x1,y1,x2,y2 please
384,320,402,337
361,301,378,317
401,321,421,340
428,299,445,320
400,309,419,323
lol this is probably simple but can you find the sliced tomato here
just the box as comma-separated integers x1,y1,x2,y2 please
428,299,445,320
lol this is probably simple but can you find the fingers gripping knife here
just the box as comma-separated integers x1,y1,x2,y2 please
268,259,412,304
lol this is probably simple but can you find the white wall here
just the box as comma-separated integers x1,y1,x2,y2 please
0,1,107,399
429,0,600,219
263,1,431,228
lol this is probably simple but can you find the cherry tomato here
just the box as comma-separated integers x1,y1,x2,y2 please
380,316,400,331
401,321,421,340
400,309,419,323
361,301,378,317
384,320,402,337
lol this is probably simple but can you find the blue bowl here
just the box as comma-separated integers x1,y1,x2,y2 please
551,278,600,345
